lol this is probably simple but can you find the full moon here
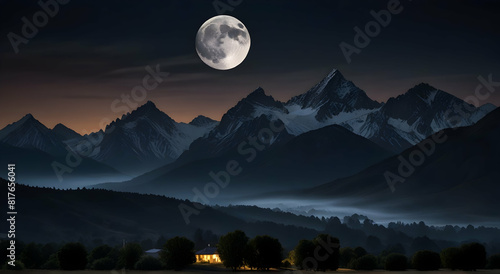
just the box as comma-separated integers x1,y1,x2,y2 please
195,15,251,70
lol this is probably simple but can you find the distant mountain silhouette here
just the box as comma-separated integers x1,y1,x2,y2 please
176,88,293,165
98,123,392,197
0,114,66,156
287,69,381,121
0,115,125,187
52,123,82,141
189,115,218,127
70,101,218,175
0,142,125,187
0,69,495,192
345,83,495,151
298,107,500,225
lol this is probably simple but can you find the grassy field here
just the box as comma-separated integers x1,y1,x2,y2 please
2,268,500,274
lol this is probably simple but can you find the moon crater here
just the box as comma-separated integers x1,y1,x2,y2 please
196,15,251,70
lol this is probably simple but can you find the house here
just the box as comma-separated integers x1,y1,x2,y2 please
145,248,162,258
195,246,220,263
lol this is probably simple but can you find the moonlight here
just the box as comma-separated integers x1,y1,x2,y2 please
195,15,251,70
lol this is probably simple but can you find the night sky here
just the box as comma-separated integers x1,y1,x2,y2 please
1,0,499,133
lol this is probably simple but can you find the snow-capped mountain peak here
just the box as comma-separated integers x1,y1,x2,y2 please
311,68,348,97
405,83,440,105
0,113,37,140
345,82,498,151
0,114,65,155
106,101,176,134
243,87,286,110
79,101,217,175
127,100,168,119
218,87,287,130
286,69,381,123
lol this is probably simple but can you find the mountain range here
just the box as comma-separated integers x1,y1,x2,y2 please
0,115,126,187
280,106,500,226
0,69,496,202
95,69,495,200
82,101,218,175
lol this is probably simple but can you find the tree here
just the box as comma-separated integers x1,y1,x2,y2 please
135,256,163,270
20,242,43,269
440,247,462,270
313,234,339,271
248,235,283,270
354,246,367,258
218,230,249,270
339,247,357,268
160,236,196,270
409,236,439,255
90,257,115,270
384,253,407,271
351,254,378,270
411,250,441,271
2,260,25,270
487,254,500,269
460,242,486,270
282,250,295,268
40,243,59,268
293,239,315,269
40,254,60,269
58,242,88,270
119,242,143,269
244,242,258,270
88,244,113,266
293,235,339,271
380,243,406,257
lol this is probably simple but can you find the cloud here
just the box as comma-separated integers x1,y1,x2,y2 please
106,55,200,77
59,94,117,100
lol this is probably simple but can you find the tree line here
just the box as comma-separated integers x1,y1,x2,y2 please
10,183,500,255
2,231,500,271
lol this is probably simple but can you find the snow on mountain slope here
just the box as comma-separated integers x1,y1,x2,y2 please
174,88,293,164
2,69,496,180
76,101,218,175
355,83,496,151
243,70,383,136
287,69,382,122
0,114,66,156
275,72,495,152
173,121,218,156
193,70,495,153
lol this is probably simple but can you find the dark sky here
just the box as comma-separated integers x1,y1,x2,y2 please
1,0,499,132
